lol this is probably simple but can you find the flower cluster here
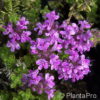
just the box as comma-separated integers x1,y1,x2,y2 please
30,11,93,82
3,11,93,99
22,70,55,100
3,17,31,52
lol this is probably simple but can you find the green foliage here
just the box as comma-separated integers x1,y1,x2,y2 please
0,0,100,100
0,46,16,68
35,93,48,100
12,89,35,100
22,0,41,23
0,89,64,100
59,51,69,60
0,89,35,100
23,54,33,67
0,26,5,31
19,90,33,100
66,0,97,21
48,0,64,10
10,63,29,88
87,0,97,22
52,91,64,100
0,91,10,100
0,0,19,23
93,0,100,27
40,6,50,16
10,72,22,88
23,54,38,67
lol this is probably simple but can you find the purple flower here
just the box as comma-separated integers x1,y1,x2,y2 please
52,42,62,52
60,21,67,29
45,89,55,100
3,23,13,35
45,11,59,21
16,17,29,29
66,50,79,62
29,71,42,86
72,23,79,32
22,70,55,100
44,11,59,31
30,45,38,54
45,73,55,88
34,22,46,35
2,17,32,52
21,31,31,43
79,20,91,29
36,59,49,70
66,25,76,35
37,38,50,51
50,54,61,70
6,40,20,52
9,32,20,40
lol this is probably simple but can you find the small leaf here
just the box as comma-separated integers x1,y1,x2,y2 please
52,91,64,100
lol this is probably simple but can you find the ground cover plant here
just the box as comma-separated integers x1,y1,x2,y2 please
0,0,100,100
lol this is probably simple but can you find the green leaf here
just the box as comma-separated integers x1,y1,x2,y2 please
0,91,10,100
52,91,64,100
8,12,19,23
36,93,47,100
60,52,69,60
10,73,22,88
0,26,5,32
23,54,33,67
40,6,50,15
18,89,35,100
0,46,16,68
10,66,28,88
